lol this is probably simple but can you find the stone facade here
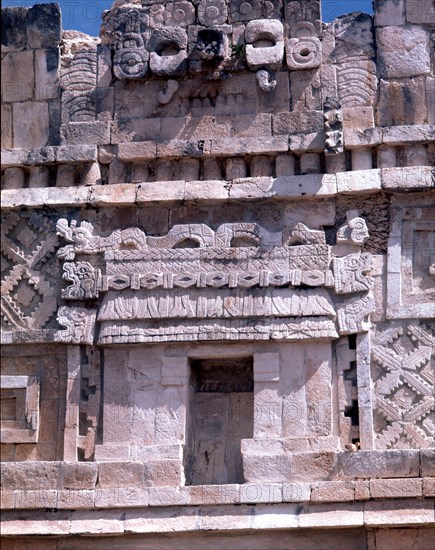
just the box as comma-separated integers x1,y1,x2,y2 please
1,1,434,548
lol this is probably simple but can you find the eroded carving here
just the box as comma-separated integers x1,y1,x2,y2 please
256,69,277,91
333,253,373,294
198,0,228,26
337,210,370,246
323,99,343,155
337,293,374,335
149,27,188,77
55,306,97,345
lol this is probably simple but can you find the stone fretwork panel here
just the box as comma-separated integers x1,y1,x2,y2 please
1,211,60,333
371,321,435,450
53,217,375,345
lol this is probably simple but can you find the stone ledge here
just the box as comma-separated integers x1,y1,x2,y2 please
1,500,433,536
1,168,432,209
344,125,434,149
4,481,431,510
1,145,97,168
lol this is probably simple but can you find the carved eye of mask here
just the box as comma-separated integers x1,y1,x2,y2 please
286,37,322,70
149,27,188,77
244,19,284,70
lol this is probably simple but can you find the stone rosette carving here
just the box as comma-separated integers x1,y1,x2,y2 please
198,0,228,26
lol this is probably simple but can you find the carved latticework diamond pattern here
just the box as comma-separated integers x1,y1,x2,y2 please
371,322,434,450
1,212,59,331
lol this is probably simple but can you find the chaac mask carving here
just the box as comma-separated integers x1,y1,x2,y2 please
101,0,328,81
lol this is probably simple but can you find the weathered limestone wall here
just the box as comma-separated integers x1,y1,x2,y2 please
1,0,434,547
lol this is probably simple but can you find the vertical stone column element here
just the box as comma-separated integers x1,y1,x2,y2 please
325,154,346,174
275,154,296,176
356,333,374,450
404,144,428,166
351,149,373,171
63,345,81,461
56,165,75,187
2,168,26,190
300,152,321,174
160,355,189,454
28,166,50,188
377,145,396,168
253,352,281,439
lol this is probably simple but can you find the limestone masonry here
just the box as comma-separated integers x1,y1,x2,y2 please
0,0,434,548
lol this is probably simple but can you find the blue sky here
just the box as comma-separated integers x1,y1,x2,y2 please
3,0,374,36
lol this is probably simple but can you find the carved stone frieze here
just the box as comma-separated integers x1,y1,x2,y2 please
54,216,374,344
371,322,434,449
98,317,338,344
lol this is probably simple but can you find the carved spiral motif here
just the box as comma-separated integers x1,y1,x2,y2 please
114,49,149,79
198,0,228,26
164,1,195,27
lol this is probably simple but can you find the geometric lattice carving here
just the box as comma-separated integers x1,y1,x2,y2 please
371,322,435,450
1,212,59,331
